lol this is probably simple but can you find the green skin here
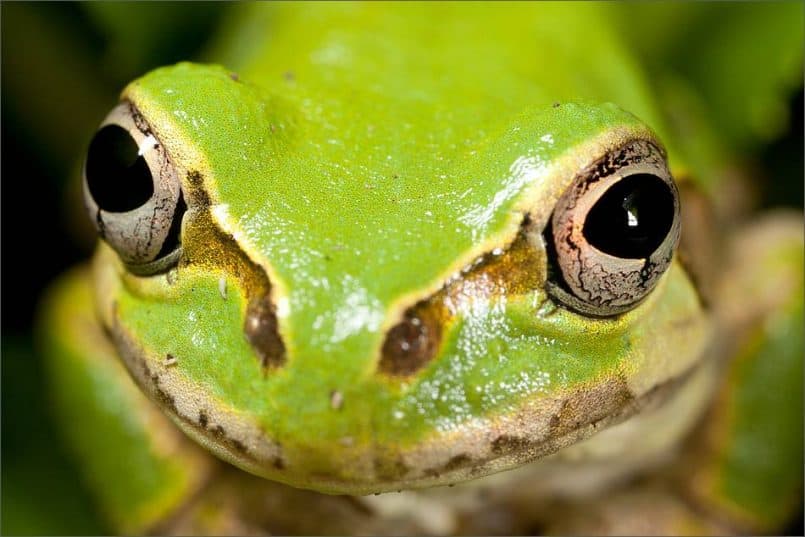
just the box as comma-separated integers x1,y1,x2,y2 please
42,3,802,534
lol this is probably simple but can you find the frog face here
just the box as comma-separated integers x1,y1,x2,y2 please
83,63,708,494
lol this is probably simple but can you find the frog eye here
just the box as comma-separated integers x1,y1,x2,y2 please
83,102,185,275
545,139,680,317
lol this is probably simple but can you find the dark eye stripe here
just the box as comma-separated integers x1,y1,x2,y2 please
378,231,544,378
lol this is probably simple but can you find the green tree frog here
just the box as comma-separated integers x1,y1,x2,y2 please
41,3,803,535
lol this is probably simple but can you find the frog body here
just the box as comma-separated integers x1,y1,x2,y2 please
41,3,803,535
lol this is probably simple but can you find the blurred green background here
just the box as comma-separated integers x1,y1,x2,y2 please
1,2,802,534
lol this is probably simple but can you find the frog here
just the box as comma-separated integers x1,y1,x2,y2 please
39,3,803,535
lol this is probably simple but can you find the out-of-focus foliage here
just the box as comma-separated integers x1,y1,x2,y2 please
617,2,804,149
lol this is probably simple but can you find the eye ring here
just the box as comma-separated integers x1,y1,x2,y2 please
545,139,681,317
83,102,185,275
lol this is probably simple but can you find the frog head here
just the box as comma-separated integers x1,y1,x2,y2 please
83,63,707,494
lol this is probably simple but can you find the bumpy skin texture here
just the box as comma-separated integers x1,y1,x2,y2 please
90,2,708,493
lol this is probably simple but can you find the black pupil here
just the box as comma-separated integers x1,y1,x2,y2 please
86,124,154,213
582,174,674,259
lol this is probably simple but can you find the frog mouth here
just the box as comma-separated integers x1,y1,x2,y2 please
111,292,708,496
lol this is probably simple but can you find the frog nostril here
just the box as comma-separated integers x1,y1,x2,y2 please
379,307,442,377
